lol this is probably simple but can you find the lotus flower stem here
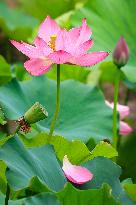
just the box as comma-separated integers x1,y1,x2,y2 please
5,183,10,205
48,64,60,142
113,71,121,149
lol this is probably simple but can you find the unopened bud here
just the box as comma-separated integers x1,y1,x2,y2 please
24,102,48,124
113,36,129,68
119,121,133,136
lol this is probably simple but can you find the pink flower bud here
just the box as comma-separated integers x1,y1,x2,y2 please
62,155,93,184
113,36,129,68
119,121,133,136
105,101,130,120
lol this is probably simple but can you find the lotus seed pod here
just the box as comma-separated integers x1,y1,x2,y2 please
24,102,48,124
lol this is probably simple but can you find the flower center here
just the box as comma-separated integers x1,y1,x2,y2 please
48,35,57,51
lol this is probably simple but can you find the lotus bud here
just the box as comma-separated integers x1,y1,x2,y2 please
119,121,133,136
113,36,129,68
105,101,130,120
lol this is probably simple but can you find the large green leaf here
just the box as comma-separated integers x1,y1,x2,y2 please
124,184,136,202
18,0,76,20
0,191,22,205
20,134,117,164
71,0,136,82
0,192,59,205
0,75,113,142
0,186,120,205
81,157,136,205
0,137,134,204
0,2,39,40
57,183,121,205
24,193,60,205
0,136,66,192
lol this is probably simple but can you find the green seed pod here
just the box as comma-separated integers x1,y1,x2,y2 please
24,102,48,124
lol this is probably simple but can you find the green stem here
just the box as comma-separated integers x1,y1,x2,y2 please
48,64,60,142
5,184,10,205
113,71,121,149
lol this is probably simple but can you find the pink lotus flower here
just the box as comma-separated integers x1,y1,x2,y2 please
62,155,93,184
106,100,133,136
105,101,130,120
11,16,109,76
120,121,133,136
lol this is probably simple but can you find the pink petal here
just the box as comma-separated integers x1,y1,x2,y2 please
69,27,80,43
71,52,109,66
24,58,52,76
55,29,68,51
116,104,130,120
74,39,94,57
105,101,130,120
119,121,133,136
67,19,92,55
38,16,60,43
62,155,93,185
34,37,52,56
48,50,72,64
10,40,44,58
75,18,92,47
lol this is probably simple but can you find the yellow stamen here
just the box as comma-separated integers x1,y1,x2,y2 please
49,35,57,51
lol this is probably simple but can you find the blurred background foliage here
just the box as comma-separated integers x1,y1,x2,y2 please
0,0,136,187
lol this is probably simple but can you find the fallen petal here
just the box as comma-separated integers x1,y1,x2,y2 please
62,155,93,184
